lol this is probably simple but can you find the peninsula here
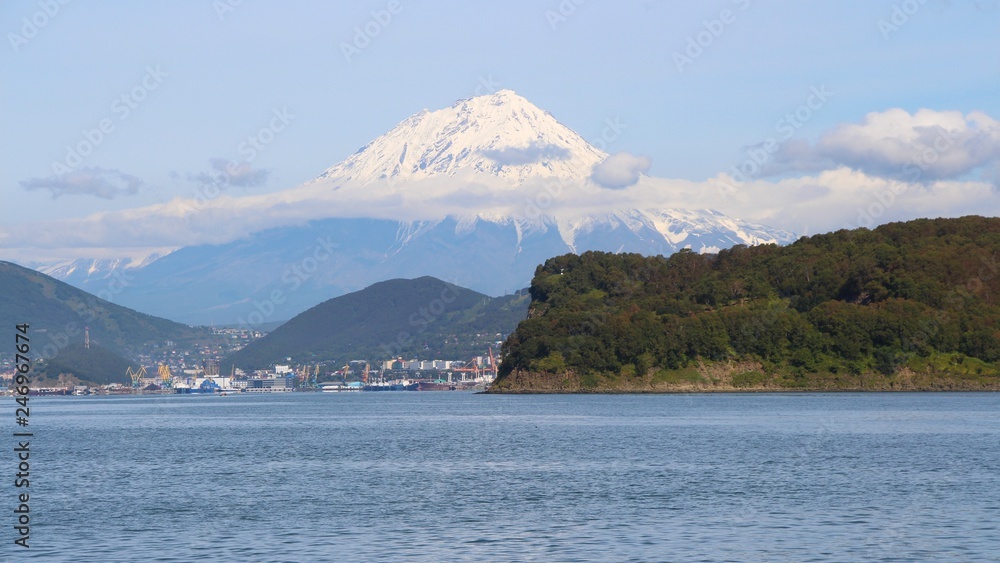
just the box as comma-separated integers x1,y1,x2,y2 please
490,216,1000,393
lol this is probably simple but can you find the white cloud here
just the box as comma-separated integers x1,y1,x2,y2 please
191,158,270,188
590,152,652,189
19,167,142,199
480,141,570,165
772,108,1000,183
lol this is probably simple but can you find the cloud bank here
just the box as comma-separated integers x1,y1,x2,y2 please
4,108,1000,263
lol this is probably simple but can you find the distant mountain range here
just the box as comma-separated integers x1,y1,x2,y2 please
25,90,795,325
222,276,529,371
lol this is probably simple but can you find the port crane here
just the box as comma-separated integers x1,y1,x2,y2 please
487,346,498,380
450,347,499,382
157,365,174,388
450,362,479,380
295,364,321,388
126,366,146,388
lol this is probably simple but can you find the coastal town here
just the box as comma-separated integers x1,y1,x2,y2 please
0,325,502,396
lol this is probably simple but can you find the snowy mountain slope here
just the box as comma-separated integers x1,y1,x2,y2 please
27,253,167,288
313,90,607,186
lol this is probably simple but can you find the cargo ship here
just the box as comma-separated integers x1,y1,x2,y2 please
417,380,457,391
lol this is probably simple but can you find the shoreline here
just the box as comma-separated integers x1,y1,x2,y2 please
485,387,1000,395
487,366,1000,394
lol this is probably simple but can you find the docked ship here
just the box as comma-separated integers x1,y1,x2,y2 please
320,381,363,393
417,380,457,391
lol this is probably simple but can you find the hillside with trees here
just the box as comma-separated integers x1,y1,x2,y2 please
33,343,139,386
491,216,1000,392
223,277,529,370
0,260,210,357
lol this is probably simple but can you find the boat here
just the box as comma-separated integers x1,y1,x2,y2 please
417,380,457,391
320,382,363,393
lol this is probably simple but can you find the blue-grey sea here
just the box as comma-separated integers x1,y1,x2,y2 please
5,392,999,562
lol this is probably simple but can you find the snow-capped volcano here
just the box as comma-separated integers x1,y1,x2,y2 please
314,89,607,186
38,91,798,325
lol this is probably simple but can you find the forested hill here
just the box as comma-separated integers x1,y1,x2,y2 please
491,216,1000,393
0,260,204,356
223,277,529,370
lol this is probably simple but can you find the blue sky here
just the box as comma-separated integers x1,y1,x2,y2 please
1,0,998,259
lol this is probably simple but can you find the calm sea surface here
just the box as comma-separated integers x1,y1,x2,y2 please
5,392,999,562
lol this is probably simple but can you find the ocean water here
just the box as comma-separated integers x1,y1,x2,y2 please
5,392,999,562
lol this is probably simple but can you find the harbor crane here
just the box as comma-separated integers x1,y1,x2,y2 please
451,348,499,382
126,366,146,388
157,365,174,388
487,346,498,380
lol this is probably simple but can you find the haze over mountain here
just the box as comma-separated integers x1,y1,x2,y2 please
26,91,794,325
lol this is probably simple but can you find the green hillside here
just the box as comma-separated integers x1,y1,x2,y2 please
492,216,1000,393
223,277,529,370
0,260,208,358
34,343,139,386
